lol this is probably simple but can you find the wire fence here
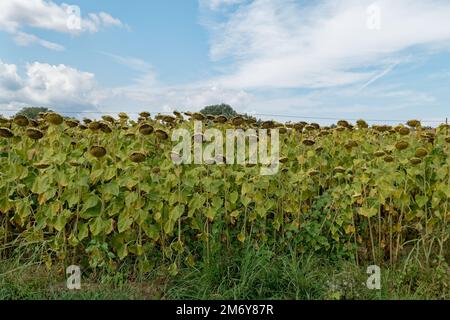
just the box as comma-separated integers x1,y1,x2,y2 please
0,108,447,124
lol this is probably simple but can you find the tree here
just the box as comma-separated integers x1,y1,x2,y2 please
200,104,237,118
15,107,52,120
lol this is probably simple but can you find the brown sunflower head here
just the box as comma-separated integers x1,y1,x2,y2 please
214,115,228,124
88,121,101,131
99,122,112,133
395,141,409,151
13,115,29,127
139,112,151,119
337,120,350,128
356,119,369,129
0,128,14,138
415,148,428,158
302,139,316,146
374,150,385,157
46,113,64,125
155,129,169,140
65,119,79,128
89,146,107,158
118,112,129,120
406,120,421,128
232,116,245,126
383,155,394,163
192,113,205,121
25,128,44,140
410,157,422,165
102,115,116,124
139,124,154,135
399,127,410,136
130,152,146,163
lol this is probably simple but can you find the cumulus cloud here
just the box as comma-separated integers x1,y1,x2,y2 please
0,60,97,114
0,0,124,50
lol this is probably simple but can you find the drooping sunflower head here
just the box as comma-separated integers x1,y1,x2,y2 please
102,115,116,124
415,148,428,158
65,119,79,128
232,116,245,126
46,113,64,125
383,155,394,163
337,120,350,128
25,128,44,140
118,112,129,120
399,127,410,136
356,119,369,129
139,112,151,119
88,121,101,131
406,120,421,128
130,152,146,163
33,162,50,169
395,141,409,151
139,124,154,135
155,129,169,140
0,128,14,138
89,146,107,158
410,157,422,165
192,113,205,121
13,115,29,127
302,139,316,146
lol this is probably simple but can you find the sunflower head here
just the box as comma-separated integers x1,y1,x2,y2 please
214,115,228,124
192,113,205,121
302,139,316,146
88,121,101,131
232,116,245,126
337,120,350,128
410,157,422,165
99,122,112,133
139,124,154,135
68,160,81,167
0,128,14,138
399,127,410,136
102,115,116,124
89,146,107,158
130,152,146,163
46,113,64,125
25,128,44,140
139,112,151,119
308,169,320,177
65,119,79,128
374,150,385,157
279,157,289,164
383,155,394,163
13,115,29,127
356,119,369,129
395,141,409,151
155,129,169,140
118,112,129,120
406,120,421,128
415,148,428,158
163,115,176,123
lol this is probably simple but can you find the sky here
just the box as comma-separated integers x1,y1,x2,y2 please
1,0,450,125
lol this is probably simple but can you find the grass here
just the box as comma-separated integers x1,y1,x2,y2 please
0,243,448,300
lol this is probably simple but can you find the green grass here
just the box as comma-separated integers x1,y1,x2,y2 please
1,243,448,300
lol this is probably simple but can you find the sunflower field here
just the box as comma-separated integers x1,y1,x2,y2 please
0,111,449,277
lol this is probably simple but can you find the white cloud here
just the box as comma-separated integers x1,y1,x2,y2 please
98,52,152,72
201,0,247,10
204,0,450,89
0,60,97,113
13,32,65,51
0,0,123,50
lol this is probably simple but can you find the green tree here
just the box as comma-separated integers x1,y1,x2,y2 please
200,104,237,117
15,107,53,120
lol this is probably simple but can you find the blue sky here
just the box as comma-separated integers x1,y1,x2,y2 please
1,0,450,125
